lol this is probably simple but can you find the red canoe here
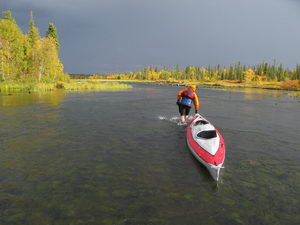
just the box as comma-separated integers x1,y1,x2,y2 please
186,114,226,181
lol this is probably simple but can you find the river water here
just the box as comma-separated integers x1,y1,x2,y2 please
0,83,299,225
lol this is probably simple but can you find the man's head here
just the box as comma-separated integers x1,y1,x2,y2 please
188,85,197,91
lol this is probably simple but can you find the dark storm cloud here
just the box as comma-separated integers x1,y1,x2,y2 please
2,0,300,73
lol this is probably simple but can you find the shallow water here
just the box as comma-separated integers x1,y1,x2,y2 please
0,84,299,225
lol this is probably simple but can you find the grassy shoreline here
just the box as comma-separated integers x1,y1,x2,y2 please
188,80,295,90
0,80,132,93
98,79,300,91
1,79,299,93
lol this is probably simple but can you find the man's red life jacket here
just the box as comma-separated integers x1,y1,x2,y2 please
181,88,195,99
179,88,195,107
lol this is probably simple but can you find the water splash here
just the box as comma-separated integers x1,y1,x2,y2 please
177,121,187,126
158,115,179,123
158,115,193,126
158,116,167,120
170,116,180,123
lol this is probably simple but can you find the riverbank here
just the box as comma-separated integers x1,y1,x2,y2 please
1,78,299,93
0,80,132,93
102,79,300,91
189,80,300,91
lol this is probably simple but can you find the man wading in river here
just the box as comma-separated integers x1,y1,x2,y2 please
176,85,200,123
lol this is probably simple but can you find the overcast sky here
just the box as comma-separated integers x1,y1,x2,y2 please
2,0,300,74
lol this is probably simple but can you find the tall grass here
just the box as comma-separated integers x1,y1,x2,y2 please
0,80,132,93
63,80,132,91
0,82,56,92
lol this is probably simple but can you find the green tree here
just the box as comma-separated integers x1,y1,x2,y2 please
3,11,16,23
28,11,40,47
28,11,41,47
27,11,42,78
46,23,60,52
295,65,300,80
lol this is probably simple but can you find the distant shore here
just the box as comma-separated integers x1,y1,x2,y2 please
88,79,300,91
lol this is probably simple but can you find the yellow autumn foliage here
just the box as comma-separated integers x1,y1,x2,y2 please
244,69,267,83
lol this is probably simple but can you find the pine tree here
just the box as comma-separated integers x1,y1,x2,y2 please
3,11,16,23
174,64,180,80
46,23,59,52
27,11,42,78
296,65,300,80
28,11,40,47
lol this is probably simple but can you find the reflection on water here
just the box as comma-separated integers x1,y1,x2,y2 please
0,85,299,225
0,90,65,107
216,87,291,100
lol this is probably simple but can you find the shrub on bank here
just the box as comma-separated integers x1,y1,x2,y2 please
280,80,300,91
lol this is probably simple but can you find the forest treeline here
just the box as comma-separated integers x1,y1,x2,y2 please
0,11,68,82
93,63,300,83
